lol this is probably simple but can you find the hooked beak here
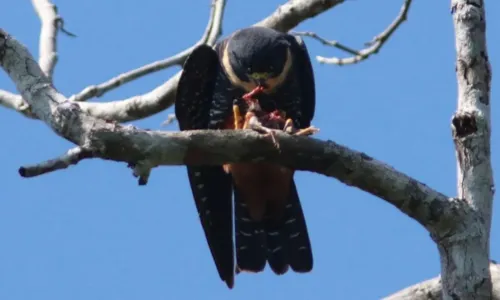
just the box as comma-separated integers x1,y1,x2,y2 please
249,72,271,88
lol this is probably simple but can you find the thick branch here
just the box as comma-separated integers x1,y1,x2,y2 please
32,0,59,80
1,28,463,234
384,263,500,300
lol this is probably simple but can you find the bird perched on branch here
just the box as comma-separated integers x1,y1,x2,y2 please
175,26,317,289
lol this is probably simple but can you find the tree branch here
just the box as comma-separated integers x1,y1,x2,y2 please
297,0,412,65
1,28,464,235
384,263,500,300
68,0,226,103
0,89,35,118
1,0,225,123
290,31,361,56
32,0,60,80
19,147,94,177
255,0,344,32
75,73,183,123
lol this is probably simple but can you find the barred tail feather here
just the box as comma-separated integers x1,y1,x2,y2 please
234,179,313,275
186,166,235,288
284,179,313,272
264,218,289,275
234,187,267,273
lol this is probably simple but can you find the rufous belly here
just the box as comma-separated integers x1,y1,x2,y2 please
224,163,293,222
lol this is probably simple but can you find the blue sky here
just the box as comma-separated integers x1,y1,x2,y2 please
0,0,498,299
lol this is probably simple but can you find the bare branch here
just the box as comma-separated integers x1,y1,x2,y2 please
383,263,500,300
69,0,227,103
85,0,345,119
303,0,412,65
55,18,77,37
19,147,94,177
2,28,463,233
0,90,35,118
75,74,182,122
32,0,60,80
1,0,345,123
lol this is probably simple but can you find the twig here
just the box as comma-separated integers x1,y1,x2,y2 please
55,17,77,37
69,0,227,102
32,0,60,80
300,0,412,65
19,147,94,177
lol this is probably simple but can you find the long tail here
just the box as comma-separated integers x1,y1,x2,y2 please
187,166,235,288
234,187,267,273
234,178,313,274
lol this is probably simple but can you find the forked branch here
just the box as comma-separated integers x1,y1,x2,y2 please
0,0,347,124
68,0,226,103
295,0,412,65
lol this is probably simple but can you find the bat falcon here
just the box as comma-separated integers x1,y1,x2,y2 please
174,26,316,289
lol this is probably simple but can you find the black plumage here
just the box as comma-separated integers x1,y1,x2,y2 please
175,26,316,288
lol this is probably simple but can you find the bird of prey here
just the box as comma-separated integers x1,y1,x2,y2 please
175,26,316,289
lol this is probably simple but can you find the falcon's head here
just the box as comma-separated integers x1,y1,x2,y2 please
223,26,293,89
